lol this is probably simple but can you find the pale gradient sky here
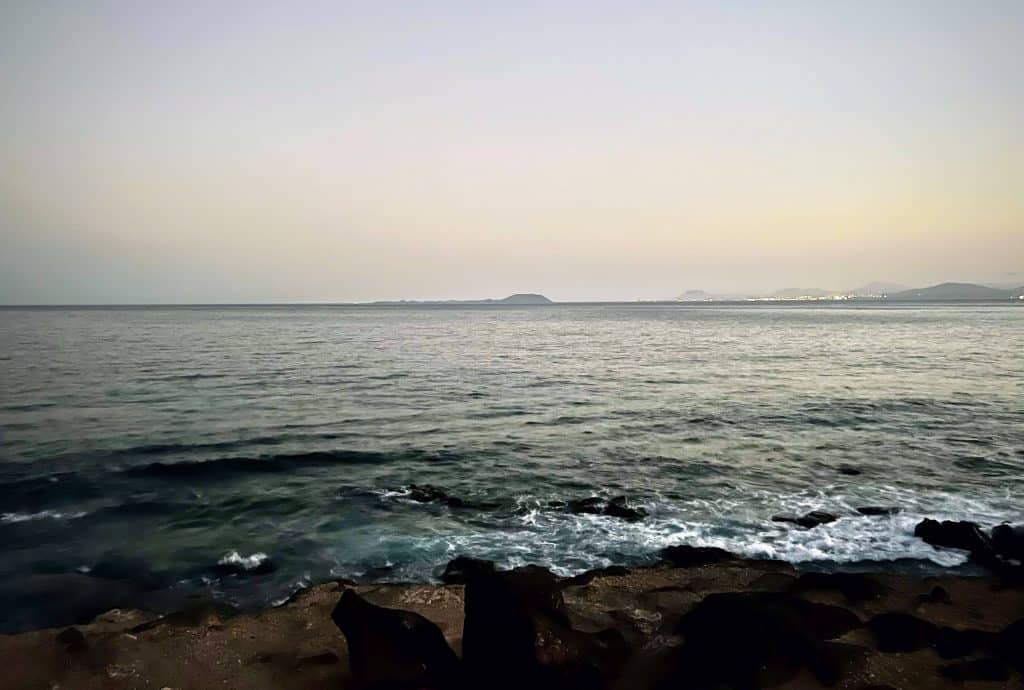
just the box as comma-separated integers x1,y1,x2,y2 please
1,1,1022,303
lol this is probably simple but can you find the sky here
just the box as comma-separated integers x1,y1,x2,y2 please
1,1,1022,303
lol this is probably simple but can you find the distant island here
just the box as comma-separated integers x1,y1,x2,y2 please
366,293,553,306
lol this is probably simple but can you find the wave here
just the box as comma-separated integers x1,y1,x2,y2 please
0,510,87,523
122,450,390,479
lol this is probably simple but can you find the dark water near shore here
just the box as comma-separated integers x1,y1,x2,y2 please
1,303,1022,622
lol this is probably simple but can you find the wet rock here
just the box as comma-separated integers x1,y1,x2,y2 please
939,657,1011,682
772,511,838,528
440,556,496,584
659,545,735,568
331,588,459,689
463,564,627,689
792,572,885,602
563,566,630,587
56,626,88,653
604,496,647,521
567,497,606,515
855,506,901,516
992,524,1024,561
567,496,647,521
669,591,864,688
838,465,862,476
408,484,466,508
867,612,937,652
913,519,995,560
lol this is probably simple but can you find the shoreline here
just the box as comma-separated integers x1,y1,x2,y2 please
3,539,1023,690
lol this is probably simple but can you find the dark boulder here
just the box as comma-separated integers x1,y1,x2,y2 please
933,626,995,659
855,506,901,516
440,556,496,584
604,496,647,521
462,564,627,689
408,484,466,508
992,524,1024,561
659,545,735,568
996,618,1024,673
792,572,885,602
913,519,996,561
838,465,863,476
939,657,1011,682
669,591,864,688
867,612,937,652
567,496,647,521
331,588,460,689
567,497,605,515
772,511,838,528
55,626,88,653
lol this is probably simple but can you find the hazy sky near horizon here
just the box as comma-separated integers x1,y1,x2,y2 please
1,1,1022,303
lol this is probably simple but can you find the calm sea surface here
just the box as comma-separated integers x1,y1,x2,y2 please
1,303,1022,619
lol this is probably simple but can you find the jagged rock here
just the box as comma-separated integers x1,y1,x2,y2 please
462,564,626,689
440,556,496,584
331,588,459,689
992,524,1024,560
855,506,901,516
772,511,838,528
407,484,465,507
939,657,1011,682
792,572,885,602
669,591,864,688
659,545,735,568
914,519,997,561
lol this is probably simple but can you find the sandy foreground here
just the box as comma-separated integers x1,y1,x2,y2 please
2,553,1023,690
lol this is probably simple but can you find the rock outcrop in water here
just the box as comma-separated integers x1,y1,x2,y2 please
566,495,648,521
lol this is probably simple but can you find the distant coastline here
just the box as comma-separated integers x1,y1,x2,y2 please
2,283,1023,308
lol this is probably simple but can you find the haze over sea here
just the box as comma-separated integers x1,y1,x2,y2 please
1,303,1022,619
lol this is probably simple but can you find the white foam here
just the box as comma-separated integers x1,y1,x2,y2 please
218,551,269,570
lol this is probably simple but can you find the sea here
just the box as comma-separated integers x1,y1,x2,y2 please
1,303,1022,628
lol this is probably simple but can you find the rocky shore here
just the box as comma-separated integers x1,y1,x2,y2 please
2,521,1024,690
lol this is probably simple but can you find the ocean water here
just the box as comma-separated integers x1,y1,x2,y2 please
1,303,1022,618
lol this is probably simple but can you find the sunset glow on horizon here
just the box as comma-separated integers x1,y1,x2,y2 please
2,1,1021,303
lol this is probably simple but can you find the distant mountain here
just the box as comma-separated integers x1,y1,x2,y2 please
493,293,552,304
848,282,908,297
886,282,1023,301
770,287,833,299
